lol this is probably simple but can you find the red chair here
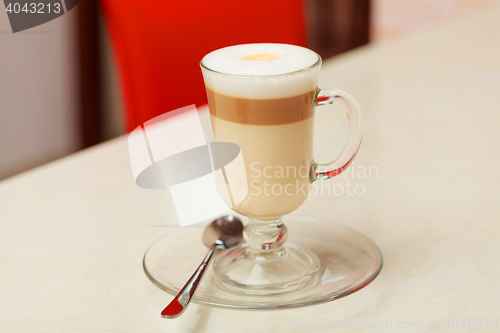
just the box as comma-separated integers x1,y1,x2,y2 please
99,0,307,132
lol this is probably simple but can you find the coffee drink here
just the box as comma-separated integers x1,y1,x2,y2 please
201,44,320,219
199,44,364,296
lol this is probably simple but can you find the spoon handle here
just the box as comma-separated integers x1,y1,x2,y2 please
161,247,216,318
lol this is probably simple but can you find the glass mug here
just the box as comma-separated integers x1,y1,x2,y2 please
200,44,363,295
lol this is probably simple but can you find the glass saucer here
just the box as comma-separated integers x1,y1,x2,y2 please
143,215,383,310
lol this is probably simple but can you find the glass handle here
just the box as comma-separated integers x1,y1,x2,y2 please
311,88,363,182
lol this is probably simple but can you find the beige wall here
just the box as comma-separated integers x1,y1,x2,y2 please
0,7,80,180
371,0,500,41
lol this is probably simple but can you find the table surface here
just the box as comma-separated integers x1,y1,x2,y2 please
2,8,500,333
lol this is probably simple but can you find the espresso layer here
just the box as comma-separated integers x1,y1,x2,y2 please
207,89,316,125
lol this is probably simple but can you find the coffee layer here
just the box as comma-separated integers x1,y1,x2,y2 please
211,115,314,219
207,89,316,125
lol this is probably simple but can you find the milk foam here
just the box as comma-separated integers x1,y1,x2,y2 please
201,44,321,99
202,44,319,76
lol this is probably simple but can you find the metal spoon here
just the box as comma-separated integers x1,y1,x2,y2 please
161,216,244,318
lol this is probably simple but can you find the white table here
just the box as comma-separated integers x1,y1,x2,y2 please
2,8,500,332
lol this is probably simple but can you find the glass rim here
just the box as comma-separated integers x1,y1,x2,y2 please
200,46,322,78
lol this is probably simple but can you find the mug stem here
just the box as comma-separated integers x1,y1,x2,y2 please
243,217,288,253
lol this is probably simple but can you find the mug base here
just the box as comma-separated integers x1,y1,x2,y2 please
213,243,321,296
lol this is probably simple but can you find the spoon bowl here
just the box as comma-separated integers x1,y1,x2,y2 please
203,215,244,249
161,215,243,318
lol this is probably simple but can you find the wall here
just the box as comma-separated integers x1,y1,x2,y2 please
0,6,80,179
371,0,500,41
